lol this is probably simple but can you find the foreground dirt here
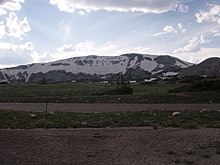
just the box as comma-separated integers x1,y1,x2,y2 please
0,103,220,112
0,128,220,165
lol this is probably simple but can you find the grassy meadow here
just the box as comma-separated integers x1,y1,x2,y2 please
0,109,219,129
0,81,220,129
0,81,220,103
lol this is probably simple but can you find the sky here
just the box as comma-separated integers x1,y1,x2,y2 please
0,0,220,68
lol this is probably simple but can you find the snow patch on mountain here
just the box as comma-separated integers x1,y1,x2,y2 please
163,72,178,76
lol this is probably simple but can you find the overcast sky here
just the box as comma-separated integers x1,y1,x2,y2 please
0,0,220,68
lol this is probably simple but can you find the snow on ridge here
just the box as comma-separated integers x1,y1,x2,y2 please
174,58,193,68
163,72,178,76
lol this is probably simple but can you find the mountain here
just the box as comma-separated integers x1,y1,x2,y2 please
0,53,192,83
178,57,220,79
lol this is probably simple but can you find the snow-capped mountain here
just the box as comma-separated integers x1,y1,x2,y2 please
0,53,192,83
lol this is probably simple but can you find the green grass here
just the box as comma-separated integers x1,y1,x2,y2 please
0,109,219,129
0,82,220,103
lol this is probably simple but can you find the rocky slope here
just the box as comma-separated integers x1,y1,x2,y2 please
0,53,192,83
178,57,220,79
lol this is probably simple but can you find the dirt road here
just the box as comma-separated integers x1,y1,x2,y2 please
0,103,219,112
0,127,219,165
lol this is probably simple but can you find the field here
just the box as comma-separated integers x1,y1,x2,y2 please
0,109,220,129
0,82,220,103
0,82,220,165
1,81,220,129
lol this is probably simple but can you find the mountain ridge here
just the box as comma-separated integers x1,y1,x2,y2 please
0,53,192,83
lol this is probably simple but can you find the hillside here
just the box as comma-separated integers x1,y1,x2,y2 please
0,53,192,83
178,57,220,79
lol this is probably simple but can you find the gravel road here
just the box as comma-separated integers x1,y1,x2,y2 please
0,127,220,165
0,103,220,112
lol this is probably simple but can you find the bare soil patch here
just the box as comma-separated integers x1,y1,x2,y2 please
0,128,220,165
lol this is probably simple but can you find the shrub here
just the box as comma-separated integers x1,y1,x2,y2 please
169,79,220,92
102,86,133,95
193,79,220,91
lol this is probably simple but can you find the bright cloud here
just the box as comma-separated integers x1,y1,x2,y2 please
195,4,220,24
49,0,188,14
57,41,95,53
174,3,188,13
210,29,220,37
152,23,186,37
173,35,208,54
0,1,33,67
116,46,150,55
172,47,220,63
177,23,186,33
52,41,118,60
0,0,25,15
57,41,150,56
59,20,72,39
0,42,35,51
6,12,31,39
0,21,6,38
0,42,35,65
164,25,177,33
57,44,75,53
0,7,6,15
52,40,151,62
31,51,53,64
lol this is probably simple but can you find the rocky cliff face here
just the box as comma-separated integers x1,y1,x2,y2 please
0,53,192,83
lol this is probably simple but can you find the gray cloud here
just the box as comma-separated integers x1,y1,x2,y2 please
50,0,188,14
